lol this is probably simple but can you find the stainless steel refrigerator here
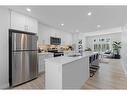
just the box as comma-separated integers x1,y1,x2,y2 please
9,29,38,87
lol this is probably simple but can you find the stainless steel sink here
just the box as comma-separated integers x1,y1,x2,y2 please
68,54,81,57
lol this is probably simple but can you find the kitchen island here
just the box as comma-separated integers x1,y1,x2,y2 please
45,52,98,89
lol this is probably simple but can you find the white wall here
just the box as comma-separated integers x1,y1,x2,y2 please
72,32,86,52
0,8,9,88
121,23,127,76
72,32,79,52
38,23,72,45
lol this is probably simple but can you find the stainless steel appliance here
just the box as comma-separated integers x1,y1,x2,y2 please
9,29,38,87
50,37,61,45
48,49,64,57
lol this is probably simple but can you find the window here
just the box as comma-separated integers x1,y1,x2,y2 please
94,44,110,52
93,38,110,52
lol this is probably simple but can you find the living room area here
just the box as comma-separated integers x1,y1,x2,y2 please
82,27,127,89
85,27,122,61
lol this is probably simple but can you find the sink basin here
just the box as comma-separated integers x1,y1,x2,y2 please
68,54,81,57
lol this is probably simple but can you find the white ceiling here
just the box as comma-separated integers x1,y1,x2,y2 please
5,6,127,33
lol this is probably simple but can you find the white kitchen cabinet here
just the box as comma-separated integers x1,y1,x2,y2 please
65,35,72,45
38,53,53,73
61,32,72,45
38,23,72,45
25,16,38,33
10,11,26,31
10,11,38,33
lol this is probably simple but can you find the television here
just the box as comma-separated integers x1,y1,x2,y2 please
50,37,61,45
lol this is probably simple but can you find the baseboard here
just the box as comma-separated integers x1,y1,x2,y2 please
0,83,9,89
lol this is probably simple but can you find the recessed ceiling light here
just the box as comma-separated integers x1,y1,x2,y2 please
60,23,64,26
76,29,79,32
97,25,101,28
26,8,31,12
88,12,92,16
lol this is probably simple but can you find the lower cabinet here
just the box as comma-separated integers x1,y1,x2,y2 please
38,53,53,73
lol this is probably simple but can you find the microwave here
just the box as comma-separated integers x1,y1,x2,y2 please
50,37,61,45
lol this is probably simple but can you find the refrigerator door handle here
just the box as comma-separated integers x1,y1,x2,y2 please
13,33,17,51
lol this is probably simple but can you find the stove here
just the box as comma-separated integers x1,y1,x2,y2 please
48,49,64,57
54,52,64,57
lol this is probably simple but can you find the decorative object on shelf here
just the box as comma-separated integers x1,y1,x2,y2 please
69,45,73,51
85,47,92,51
102,38,105,41
94,39,96,42
94,37,111,43
78,40,82,44
99,38,105,42
106,38,110,42
38,47,42,53
78,40,83,55
112,41,121,59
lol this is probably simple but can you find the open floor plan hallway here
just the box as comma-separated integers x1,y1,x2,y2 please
83,58,127,89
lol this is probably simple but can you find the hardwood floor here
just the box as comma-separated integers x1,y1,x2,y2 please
13,74,45,89
12,58,127,89
82,58,127,89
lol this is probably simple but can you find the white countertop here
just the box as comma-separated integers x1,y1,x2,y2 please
37,52,53,55
45,52,98,65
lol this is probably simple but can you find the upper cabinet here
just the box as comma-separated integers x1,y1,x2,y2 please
10,11,26,31
38,23,73,45
61,32,72,45
25,16,38,33
10,11,38,33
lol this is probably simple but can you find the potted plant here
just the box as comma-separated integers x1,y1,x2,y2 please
112,41,121,59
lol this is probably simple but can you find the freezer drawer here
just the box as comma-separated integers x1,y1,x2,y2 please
11,51,38,86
